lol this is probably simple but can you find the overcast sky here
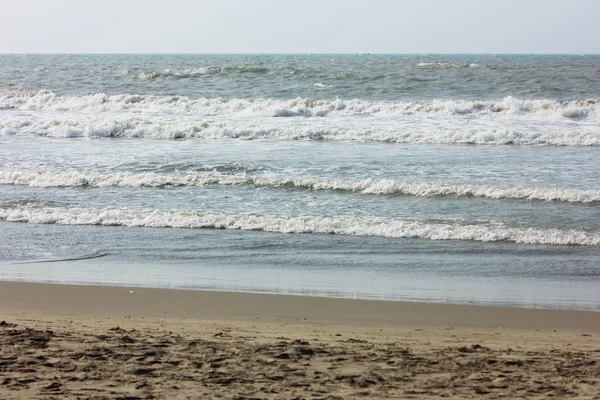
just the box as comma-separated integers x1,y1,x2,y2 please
2,0,599,54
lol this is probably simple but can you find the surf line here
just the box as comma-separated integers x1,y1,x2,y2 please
8,251,108,265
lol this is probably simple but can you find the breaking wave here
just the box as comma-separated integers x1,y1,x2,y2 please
2,90,599,145
1,206,598,246
1,90,598,120
2,169,599,204
1,116,599,145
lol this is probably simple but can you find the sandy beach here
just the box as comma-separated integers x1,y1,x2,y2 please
0,282,598,399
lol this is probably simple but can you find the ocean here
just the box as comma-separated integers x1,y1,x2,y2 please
1,54,599,310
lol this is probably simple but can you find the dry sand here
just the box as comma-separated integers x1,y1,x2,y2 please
0,282,599,399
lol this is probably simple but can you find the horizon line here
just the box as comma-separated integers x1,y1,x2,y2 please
1,52,598,56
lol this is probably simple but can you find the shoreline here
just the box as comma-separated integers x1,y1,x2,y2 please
1,281,599,331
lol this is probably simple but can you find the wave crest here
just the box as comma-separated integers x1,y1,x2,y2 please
1,117,599,145
2,90,599,120
1,169,599,203
1,206,598,246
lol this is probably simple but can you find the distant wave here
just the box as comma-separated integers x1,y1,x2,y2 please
416,62,481,69
1,206,598,246
2,169,599,203
1,90,598,120
137,66,271,80
134,63,482,79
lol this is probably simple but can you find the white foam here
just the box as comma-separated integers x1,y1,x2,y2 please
1,206,598,246
416,62,480,69
1,169,599,203
1,90,598,121
1,114,599,145
2,90,599,145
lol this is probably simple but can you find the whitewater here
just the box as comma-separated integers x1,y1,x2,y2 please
2,90,600,145
1,169,600,203
1,206,599,246
1,54,599,309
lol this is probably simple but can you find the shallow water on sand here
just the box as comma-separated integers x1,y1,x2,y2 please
1,222,599,310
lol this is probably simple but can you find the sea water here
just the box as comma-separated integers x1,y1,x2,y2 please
1,54,599,309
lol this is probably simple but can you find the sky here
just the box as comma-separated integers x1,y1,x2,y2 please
1,0,599,54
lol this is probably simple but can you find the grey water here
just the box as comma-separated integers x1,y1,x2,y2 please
2,54,600,100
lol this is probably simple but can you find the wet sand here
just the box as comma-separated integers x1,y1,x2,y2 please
1,282,599,399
